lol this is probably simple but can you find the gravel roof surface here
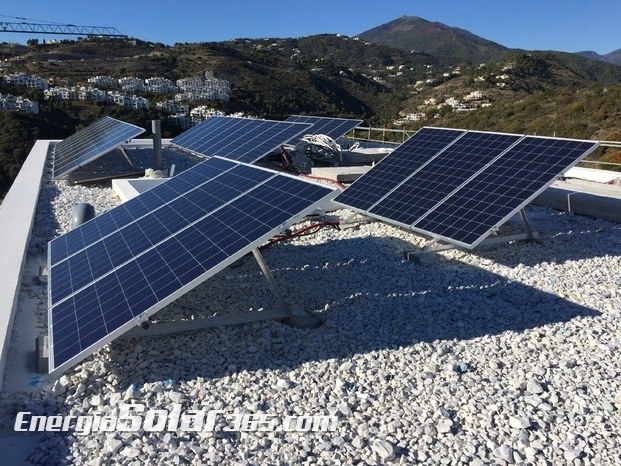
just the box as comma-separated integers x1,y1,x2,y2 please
4,151,621,465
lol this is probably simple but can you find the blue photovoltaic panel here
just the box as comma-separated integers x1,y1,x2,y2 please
53,117,145,179
170,116,312,163
48,157,337,375
335,127,466,211
335,127,599,249
412,136,599,247
368,131,522,226
285,115,362,140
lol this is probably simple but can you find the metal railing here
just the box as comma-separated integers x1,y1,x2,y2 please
349,126,621,171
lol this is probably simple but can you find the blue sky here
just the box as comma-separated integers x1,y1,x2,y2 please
1,0,619,54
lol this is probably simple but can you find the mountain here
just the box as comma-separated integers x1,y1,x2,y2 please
575,48,621,66
356,15,508,65
2,25,621,196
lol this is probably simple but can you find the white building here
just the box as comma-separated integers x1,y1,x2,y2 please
118,77,147,92
176,78,204,92
464,91,485,101
44,87,78,100
0,93,39,114
444,97,461,108
78,87,107,102
156,100,189,115
404,112,426,122
145,77,175,94
190,106,225,120
107,91,149,109
166,114,202,130
4,72,48,90
88,76,117,88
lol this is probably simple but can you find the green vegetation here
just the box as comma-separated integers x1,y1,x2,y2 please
0,30,620,197
434,84,621,140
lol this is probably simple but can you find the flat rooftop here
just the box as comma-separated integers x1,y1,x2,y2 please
0,140,620,464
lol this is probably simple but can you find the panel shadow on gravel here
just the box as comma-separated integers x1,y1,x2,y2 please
105,233,602,385
459,206,621,268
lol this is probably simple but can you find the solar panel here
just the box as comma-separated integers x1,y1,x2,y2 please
411,136,599,247
285,115,362,140
368,132,522,226
170,116,312,163
53,117,145,179
335,127,599,249
335,127,466,211
48,157,337,375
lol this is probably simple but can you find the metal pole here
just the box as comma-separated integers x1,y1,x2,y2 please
519,208,534,240
251,248,291,314
152,120,163,171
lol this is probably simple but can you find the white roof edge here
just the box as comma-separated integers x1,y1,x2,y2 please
0,140,50,391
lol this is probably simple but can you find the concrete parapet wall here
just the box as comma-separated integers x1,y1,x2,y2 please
534,179,621,223
0,140,49,391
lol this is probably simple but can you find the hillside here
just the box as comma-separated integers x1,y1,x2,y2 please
356,15,508,65
1,21,621,195
4,36,437,122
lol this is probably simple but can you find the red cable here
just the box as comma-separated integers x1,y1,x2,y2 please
299,173,347,191
260,221,340,250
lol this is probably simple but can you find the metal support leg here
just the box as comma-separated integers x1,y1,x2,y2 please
252,248,322,329
251,248,290,314
123,248,322,339
519,208,535,240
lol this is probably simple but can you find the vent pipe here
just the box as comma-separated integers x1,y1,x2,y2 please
152,120,163,171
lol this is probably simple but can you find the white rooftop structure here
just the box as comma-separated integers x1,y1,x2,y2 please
0,133,621,464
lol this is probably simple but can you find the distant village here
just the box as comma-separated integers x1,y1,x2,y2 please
1,39,518,129
0,70,233,129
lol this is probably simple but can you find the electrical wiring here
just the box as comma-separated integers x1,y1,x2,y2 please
260,218,341,250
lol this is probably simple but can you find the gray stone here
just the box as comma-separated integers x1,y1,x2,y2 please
168,391,184,403
316,441,332,452
332,436,346,447
494,445,515,464
559,359,576,369
371,439,396,461
120,446,141,458
104,438,123,455
509,416,531,429
564,448,583,462
437,419,453,434
526,379,545,395
276,379,291,390
523,395,543,407
351,437,365,449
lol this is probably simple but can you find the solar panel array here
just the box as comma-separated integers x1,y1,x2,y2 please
285,115,362,139
336,127,599,248
53,117,145,179
170,116,312,163
48,156,337,375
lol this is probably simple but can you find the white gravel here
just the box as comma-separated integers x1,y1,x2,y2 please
4,153,621,465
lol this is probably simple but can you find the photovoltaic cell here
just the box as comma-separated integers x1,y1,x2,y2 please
335,127,466,211
52,117,145,179
285,115,362,140
170,116,312,163
335,127,599,249
48,157,337,375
